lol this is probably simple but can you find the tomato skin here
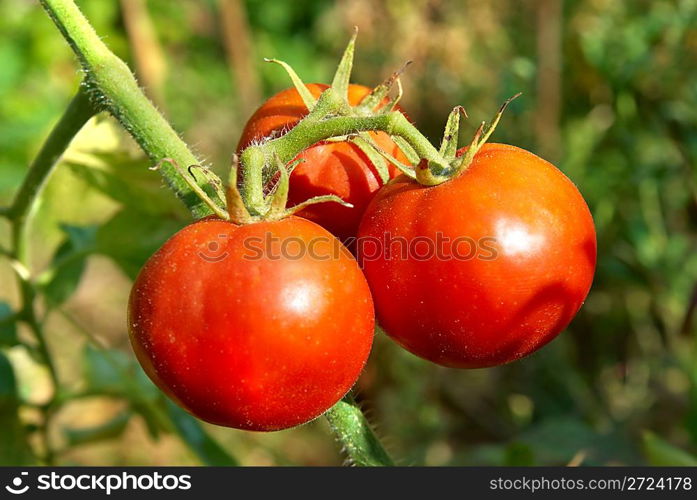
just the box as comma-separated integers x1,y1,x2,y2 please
128,217,374,431
357,143,596,368
238,83,407,242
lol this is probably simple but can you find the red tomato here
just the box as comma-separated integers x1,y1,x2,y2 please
128,217,374,430
357,143,596,368
237,83,408,242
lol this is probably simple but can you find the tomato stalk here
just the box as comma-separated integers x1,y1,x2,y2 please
325,395,394,466
39,0,223,219
5,86,96,464
237,87,449,214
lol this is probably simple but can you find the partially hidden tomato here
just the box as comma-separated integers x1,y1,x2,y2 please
237,83,408,242
357,143,596,368
128,217,374,430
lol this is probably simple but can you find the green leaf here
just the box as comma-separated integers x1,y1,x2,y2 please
96,207,182,280
83,344,157,399
467,416,640,466
351,135,390,184
642,431,697,466
0,352,34,465
82,345,163,440
165,400,239,466
0,351,19,408
42,224,98,306
504,442,535,466
0,302,19,347
65,152,183,216
64,411,131,446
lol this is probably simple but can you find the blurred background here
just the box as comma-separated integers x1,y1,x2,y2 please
1,0,697,466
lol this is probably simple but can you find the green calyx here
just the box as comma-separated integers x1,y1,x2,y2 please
152,156,352,225
227,154,353,224
415,93,522,186
229,28,422,224
261,28,415,184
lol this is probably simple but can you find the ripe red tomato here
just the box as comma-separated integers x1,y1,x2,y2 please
128,217,374,430
357,143,596,368
237,83,408,242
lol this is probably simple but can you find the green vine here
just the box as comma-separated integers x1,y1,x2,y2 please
3,86,96,464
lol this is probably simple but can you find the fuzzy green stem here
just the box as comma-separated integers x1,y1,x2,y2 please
238,92,447,211
245,111,443,168
7,86,95,464
39,0,221,218
325,395,394,466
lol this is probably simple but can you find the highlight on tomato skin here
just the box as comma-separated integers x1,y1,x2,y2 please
237,83,409,242
128,216,375,431
357,143,597,369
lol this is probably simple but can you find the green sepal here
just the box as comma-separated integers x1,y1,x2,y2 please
152,158,229,220
225,167,255,224
353,133,415,180
358,62,411,114
285,194,353,217
264,58,317,111
331,27,358,102
439,106,467,159
187,165,227,205
417,93,521,186
267,154,292,219
351,134,391,184
391,136,420,165
452,93,521,176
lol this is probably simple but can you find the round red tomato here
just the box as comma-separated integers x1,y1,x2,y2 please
128,217,374,430
357,143,596,368
237,83,407,242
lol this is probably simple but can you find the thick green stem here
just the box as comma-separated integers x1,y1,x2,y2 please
325,395,394,466
39,0,220,218
244,111,443,168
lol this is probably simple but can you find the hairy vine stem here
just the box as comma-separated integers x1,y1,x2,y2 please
6,86,96,464
38,0,394,466
238,87,449,215
39,0,220,219
325,394,395,466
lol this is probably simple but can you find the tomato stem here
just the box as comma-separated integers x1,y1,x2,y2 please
325,394,395,466
39,0,225,219
237,88,450,212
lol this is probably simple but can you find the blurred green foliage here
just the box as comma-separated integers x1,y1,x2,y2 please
1,0,697,466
